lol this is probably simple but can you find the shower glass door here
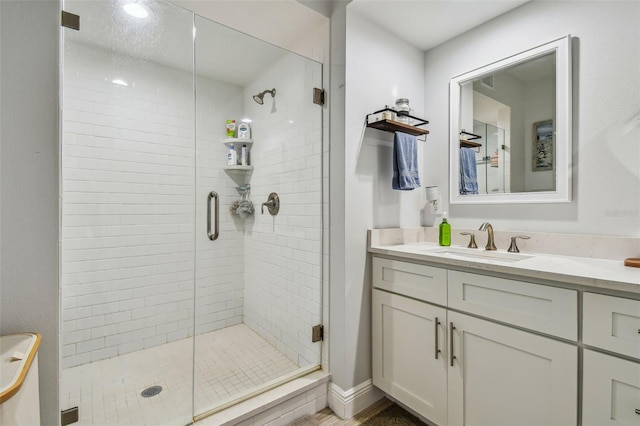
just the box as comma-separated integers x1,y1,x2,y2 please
193,15,324,418
60,1,195,424
61,1,324,423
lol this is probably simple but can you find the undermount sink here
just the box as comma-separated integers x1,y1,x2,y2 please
421,247,534,263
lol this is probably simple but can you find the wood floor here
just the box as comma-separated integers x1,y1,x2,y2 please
312,398,394,425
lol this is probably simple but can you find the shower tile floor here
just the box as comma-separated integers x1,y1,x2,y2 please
61,324,300,425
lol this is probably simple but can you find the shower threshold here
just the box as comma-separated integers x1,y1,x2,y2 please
194,364,322,423
194,369,329,426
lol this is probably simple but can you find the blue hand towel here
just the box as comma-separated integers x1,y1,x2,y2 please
392,132,420,190
459,147,479,195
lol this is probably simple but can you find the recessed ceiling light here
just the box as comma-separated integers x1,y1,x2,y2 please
112,79,128,86
123,2,148,18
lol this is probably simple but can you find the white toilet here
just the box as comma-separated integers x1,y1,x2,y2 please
0,333,41,426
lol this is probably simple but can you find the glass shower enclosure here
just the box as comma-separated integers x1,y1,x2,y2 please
59,1,323,424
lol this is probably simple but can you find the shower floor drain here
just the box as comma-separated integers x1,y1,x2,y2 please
141,385,162,398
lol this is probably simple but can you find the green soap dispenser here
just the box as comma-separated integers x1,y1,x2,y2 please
439,212,451,246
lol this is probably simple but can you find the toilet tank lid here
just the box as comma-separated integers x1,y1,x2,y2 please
0,332,41,403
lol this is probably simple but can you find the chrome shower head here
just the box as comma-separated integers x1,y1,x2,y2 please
253,88,276,105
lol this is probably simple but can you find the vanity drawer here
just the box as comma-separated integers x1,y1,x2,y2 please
372,257,447,305
448,270,577,340
583,293,640,359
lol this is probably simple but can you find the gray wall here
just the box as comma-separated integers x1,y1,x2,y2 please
328,0,348,391
342,8,426,392
0,2,60,425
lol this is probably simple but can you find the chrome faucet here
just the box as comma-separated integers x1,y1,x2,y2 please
479,222,497,251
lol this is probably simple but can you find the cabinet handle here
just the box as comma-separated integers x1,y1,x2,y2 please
434,317,441,359
450,322,457,367
635,409,640,415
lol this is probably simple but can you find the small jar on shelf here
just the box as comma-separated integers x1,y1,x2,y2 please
394,98,411,124
381,105,396,121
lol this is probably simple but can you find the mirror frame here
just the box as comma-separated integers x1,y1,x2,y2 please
449,35,572,204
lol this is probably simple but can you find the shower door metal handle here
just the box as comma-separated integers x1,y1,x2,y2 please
207,191,219,241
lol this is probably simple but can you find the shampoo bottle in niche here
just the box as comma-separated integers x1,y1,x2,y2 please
240,144,249,166
439,212,451,246
226,119,236,137
227,143,237,166
237,122,251,139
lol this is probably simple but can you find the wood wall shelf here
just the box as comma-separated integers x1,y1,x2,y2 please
366,108,429,138
460,139,482,148
367,119,429,137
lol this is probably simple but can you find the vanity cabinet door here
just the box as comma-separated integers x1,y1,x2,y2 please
583,349,640,426
447,311,577,426
372,289,448,425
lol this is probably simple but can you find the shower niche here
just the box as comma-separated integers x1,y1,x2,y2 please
60,1,324,424
223,138,254,185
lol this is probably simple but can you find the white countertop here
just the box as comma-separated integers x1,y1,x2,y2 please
369,242,640,294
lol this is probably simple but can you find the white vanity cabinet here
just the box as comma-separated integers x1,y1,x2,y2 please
372,256,578,426
582,293,640,425
447,311,577,426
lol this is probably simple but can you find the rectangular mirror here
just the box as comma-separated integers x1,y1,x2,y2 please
450,35,572,204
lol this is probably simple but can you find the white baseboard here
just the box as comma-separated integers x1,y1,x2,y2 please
327,379,384,420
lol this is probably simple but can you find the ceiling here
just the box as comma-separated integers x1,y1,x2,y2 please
63,0,323,87
62,0,531,86
348,0,530,51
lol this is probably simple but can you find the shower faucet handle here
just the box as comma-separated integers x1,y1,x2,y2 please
261,192,280,215
261,200,275,213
